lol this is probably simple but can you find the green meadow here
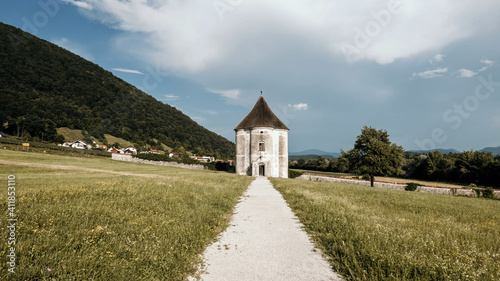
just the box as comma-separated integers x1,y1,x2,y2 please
2,149,499,280
0,150,252,280
271,178,500,280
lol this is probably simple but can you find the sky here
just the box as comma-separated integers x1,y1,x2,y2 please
1,0,500,153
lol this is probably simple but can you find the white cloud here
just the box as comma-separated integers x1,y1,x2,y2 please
52,37,94,61
479,59,494,72
191,116,206,123
288,103,308,111
207,88,240,99
412,68,448,79
68,0,500,71
160,94,179,101
111,68,144,75
481,59,494,65
61,0,93,10
429,54,444,64
456,68,478,78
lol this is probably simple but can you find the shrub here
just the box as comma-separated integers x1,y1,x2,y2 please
215,161,234,173
481,187,495,199
405,182,421,191
289,170,303,179
361,174,370,181
204,162,217,171
472,188,482,197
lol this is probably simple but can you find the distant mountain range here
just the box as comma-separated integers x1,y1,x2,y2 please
407,148,460,154
409,147,500,156
480,146,500,156
289,149,341,160
290,146,500,159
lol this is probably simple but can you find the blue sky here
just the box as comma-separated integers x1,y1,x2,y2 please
1,0,500,153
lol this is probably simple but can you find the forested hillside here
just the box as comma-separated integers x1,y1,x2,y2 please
0,22,234,158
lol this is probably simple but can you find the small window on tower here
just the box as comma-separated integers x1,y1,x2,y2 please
259,142,265,152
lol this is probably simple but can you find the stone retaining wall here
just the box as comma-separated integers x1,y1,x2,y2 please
297,174,500,198
111,154,205,170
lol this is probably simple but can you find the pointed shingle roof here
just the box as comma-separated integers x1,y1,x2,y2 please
235,96,289,130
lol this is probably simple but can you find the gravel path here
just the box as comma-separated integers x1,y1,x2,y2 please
193,176,342,281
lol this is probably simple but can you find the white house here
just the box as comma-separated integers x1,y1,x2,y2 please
123,146,137,155
234,95,289,178
69,140,92,150
59,142,72,147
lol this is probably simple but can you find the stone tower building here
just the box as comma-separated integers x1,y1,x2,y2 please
235,95,289,178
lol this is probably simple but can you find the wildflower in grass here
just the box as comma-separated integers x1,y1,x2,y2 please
47,268,51,272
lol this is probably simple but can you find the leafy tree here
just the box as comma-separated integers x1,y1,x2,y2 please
424,150,453,181
336,156,350,173
453,150,495,185
343,126,405,187
317,156,330,171
54,134,66,144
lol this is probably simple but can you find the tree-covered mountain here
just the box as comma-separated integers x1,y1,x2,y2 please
0,22,234,159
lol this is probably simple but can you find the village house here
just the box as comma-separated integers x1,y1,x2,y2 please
95,144,108,150
190,155,215,162
123,146,137,155
139,149,159,154
169,152,180,158
107,147,119,153
200,156,215,162
59,140,92,149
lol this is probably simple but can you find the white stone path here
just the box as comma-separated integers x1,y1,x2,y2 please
192,177,342,281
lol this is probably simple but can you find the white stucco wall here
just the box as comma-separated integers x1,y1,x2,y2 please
235,127,288,178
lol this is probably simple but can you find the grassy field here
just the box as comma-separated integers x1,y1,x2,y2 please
291,169,466,189
271,178,500,281
57,127,93,143
104,134,134,148
0,150,252,280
